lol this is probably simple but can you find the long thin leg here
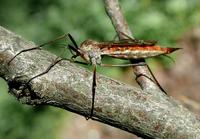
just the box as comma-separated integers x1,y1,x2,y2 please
145,64,167,94
119,31,134,40
68,33,79,48
86,65,97,120
134,63,167,95
71,60,89,65
119,31,157,46
101,62,146,67
39,34,68,48
68,44,81,58
25,57,88,86
8,46,42,65
20,57,65,97
8,34,68,65
22,57,89,93
26,57,64,85
68,45,76,56
67,35,82,62
101,61,167,94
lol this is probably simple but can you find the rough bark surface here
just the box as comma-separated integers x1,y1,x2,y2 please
0,26,200,139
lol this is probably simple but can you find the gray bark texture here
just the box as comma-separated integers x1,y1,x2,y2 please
0,0,200,138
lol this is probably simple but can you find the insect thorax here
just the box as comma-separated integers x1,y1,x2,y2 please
80,39,102,65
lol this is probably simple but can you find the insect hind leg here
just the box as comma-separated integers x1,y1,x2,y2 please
135,73,167,95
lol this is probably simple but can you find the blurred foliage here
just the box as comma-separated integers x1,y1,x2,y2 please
0,0,200,138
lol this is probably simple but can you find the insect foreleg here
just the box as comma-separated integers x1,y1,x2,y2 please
68,44,81,59
8,34,68,65
86,65,97,120
68,33,79,49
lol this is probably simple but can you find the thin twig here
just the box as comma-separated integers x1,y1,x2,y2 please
103,0,163,92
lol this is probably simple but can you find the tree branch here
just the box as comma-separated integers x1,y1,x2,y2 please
0,26,200,138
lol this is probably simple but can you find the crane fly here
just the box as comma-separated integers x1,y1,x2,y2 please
8,33,180,120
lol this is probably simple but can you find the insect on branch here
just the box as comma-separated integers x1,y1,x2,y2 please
1,25,200,139
8,31,180,120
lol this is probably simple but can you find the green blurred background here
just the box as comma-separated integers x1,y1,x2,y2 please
0,0,200,139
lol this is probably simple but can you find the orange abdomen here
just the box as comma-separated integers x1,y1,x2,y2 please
101,45,180,59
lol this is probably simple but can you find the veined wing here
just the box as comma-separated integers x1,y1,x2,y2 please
97,39,158,49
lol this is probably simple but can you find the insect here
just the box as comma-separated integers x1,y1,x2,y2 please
8,33,180,119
